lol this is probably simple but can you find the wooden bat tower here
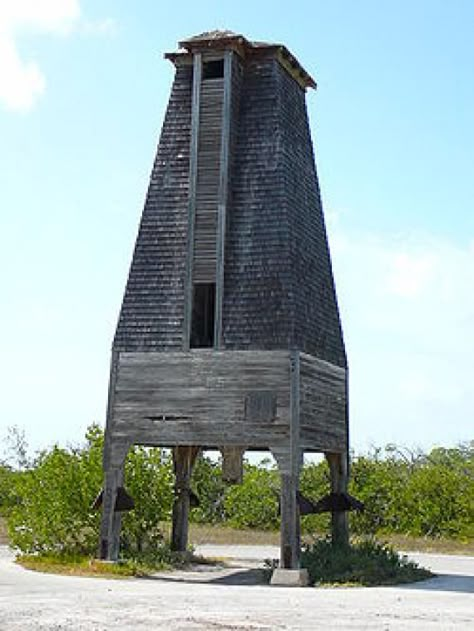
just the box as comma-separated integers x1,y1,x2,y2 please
100,31,349,581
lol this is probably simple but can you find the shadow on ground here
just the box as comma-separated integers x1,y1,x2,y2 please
400,574,474,595
146,566,268,586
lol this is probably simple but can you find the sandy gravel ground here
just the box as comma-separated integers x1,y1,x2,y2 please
0,544,473,630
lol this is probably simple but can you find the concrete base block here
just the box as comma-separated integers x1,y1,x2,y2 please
270,568,309,587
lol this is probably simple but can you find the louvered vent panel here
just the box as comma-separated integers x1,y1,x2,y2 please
192,78,224,283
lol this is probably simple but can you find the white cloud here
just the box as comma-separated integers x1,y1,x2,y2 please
386,251,435,297
81,17,117,36
0,0,81,111
0,33,45,111
0,1,115,112
327,217,474,449
0,0,81,34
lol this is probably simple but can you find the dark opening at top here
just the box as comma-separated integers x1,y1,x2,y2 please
202,59,224,80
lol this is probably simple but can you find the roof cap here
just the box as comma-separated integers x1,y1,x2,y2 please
167,30,316,90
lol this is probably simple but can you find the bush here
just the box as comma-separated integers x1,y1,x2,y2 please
301,537,432,586
299,461,331,534
7,427,103,555
349,451,408,535
349,444,474,540
395,446,474,539
4,420,473,557
190,454,226,524
223,462,279,530
6,425,174,557
120,447,174,555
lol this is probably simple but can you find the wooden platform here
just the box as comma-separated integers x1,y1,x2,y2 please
105,350,346,461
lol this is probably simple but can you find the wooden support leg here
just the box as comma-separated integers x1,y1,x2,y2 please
279,470,300,569
271,446,308,585
171,446,200,553
272,352,303,571
99,466,123,560
220,445,246,484
326,452,349,546
109,511,123,561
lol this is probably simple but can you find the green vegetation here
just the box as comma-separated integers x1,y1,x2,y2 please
16,546,204,578
0,424,472,577
17,553,160,578
349,444,474,540
1,425,174,557
300,538,433,586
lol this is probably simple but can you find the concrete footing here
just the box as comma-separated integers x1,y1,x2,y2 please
270,568,309,587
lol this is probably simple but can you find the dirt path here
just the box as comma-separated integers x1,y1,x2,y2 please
0,545,473,630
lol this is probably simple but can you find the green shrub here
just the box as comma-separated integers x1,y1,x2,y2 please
349,452,408,535
7,428,103,555
6,425,174,557
224,462,279,530
299,461,331,534
190,454,226,524
349,444,474,540
301,537,432,586
4,420,473,557
120,447,173,555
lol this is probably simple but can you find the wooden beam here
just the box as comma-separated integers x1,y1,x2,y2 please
99,467,122,560
214,50,233,348
103,350,119,471
183,53,202,349
271,351,302,570
326,452,349,546
171,446,200,552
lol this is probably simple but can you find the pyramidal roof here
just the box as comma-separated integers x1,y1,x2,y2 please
171,30,316,89
180,29,239,43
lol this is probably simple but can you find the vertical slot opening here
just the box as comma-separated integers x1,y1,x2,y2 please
190,283,215,348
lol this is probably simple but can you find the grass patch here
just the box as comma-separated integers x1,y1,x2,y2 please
187,523,474,554
15,546,215,579
187,523,280,546
300,537,433,587
16,553,162,578
379,533,474,556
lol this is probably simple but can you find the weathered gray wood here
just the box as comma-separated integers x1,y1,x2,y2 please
279,472,300,569
215,50,233,348
326,452,349,546
109,509,123,561
103,33,350,564
220,445,245,483
102,351,119,471
271,352,302,570
183,52,202,349
99,466,123,561
192,76,223,283
171,446,200,552
299,352,347,452
110,351,291,450
290,352,301,468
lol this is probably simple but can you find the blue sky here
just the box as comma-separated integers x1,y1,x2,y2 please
1,0,473,456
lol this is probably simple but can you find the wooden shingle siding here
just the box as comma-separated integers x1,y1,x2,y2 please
113,64,193,352
113,54,346,366
277,68,347,368
222,58,346,367
223,59,294,350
